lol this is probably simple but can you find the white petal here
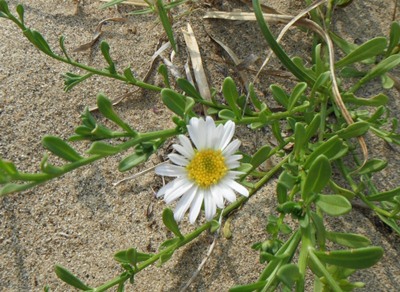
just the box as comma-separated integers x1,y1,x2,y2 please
211,124,224,150
218,120,235,150
222,139,241,156
205,116,217,148
225,170,244,178
155,164,186,177
210,185,225,208
220,184,236,203
160,177,186,199
156,180,175,198
189,189,204,224
187,117,206,149
226,160,240,169
177,135,195,158
173,185,197,222
165,179,194,204
173,144,193,160
204,189,217,221
168,153,189,166
223,179,249,197
225,154,243,164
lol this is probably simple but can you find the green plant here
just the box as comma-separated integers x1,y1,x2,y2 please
1,0,399,291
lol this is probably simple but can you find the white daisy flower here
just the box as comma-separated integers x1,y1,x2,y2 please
155,116,249,224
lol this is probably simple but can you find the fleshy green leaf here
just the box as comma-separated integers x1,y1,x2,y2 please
288,82,307,111
342,93,388,106
162,208,184,239
251,145,271,169
336,37,387,68
161,88,186,118
270,85,289,108
367,185,400,202
277,264,301,288
100,41,116,74
158,250,174,266
54,265,92,291
304,136,348,168
304,113,321,143
210,220,220,233
119,152,149,172
314,246,384,269
386,21,400,57
218,109,236,120
114,248,152,264
97,94,135,134
222,77,241,118
86,142,121,155
294,123,307,158
326,231,371,248
123,67,137,83
316,194,352,216
229,281,267,292
336,121,370,139
354,54,400,91
357,159,388,175
42,136,83,162
302,155,331,197
177,78,203,100
40,154,64,175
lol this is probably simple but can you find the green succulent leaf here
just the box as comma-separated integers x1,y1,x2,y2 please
119,152,149,172
100,41,116,74
326,231,371,248
222,77,241,118
302,155,331,197
162,88,188,118
386,21,400,57
97,94,136,134
86,142,121,155
114,248,152,264
288,82,307,111
177,78,203,100
336,37,387,68
357,159,388,175
304,136,348,168
251,145,272,169
314,246,384,269
54,265,92,291
342,93,388,106
277,264,301,288
229,281,267,292
336,121,370,139
367,185,400,202
316,194,352,216
42,136,83,162
162,208,184,239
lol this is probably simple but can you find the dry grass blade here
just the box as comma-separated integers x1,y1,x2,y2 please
206,32,250,92
203,11,301,23
74,17,127,52
182,23,211,102
99,0,148,6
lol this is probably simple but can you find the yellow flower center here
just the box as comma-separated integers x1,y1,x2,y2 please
186,149,227,188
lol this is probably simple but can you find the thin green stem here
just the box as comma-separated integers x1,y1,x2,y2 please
93,222,212,292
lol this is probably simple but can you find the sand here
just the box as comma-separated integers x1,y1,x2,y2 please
1,0,399,291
